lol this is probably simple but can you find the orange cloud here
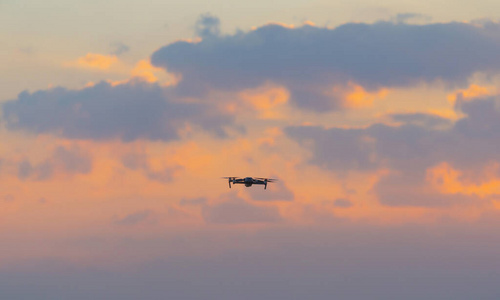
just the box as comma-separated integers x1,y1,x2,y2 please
238,85,289,119
99,60,181,87
427,162,500,197
447,84,497,104
328,82,389,108
257,127,283,147
130,60,160,82
75,53,118,70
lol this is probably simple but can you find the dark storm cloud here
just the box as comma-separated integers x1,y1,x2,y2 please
151,20,500,111
202,194,282,224
2,81,234,141
286,96,500,206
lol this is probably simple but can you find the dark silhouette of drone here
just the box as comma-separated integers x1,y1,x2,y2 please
222,177,277,189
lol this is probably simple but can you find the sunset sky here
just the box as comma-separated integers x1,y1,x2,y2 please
2,1,500,299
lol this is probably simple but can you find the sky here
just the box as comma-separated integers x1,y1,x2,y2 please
2,1,500,299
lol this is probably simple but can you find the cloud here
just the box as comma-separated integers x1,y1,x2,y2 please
287,96,500,172
391,13,432,24
2,81,235,141
202,193,282,224
286,95,500,206
334,198,353,207
374,170,488,207
388,113,452,129
151,19,500,111
114,210,153,225
454,96,500,140
52,146,92,174
195,13,221,38
73,53,118,70
17,160,33,180
121,152,181,182
16,146,91,181
129,60,168,83
179,197,207,206
448,84,497,106
110,42,130,56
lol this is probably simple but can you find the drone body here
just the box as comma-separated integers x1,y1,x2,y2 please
222,177,277,189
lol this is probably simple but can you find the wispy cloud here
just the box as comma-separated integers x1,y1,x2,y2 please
71,53,119,70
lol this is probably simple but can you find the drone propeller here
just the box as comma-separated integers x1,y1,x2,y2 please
255,177,278,182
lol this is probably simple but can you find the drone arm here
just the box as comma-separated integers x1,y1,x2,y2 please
229,178,231,188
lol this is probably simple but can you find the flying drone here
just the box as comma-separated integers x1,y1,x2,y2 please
222,177,277,189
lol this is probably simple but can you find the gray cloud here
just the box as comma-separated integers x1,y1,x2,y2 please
16,146,91,181
114,210,153,225
179,197,207,206
17,160,34,180
391,13,432,24
287,97,500,172
53,146,92,174
334,198,353,207
121,153,181,183
389,112,452,129
2,81,235,141
151,20,500,111
202,194,282,224
195,13,221,38
374,170,490,207
110,42,130,56
286,96,500,206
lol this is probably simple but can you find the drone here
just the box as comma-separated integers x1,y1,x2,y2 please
222,177,277,189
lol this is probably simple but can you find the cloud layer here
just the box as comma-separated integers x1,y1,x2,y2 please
286,96,500,206
152,19,500,110
2,81,234,141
